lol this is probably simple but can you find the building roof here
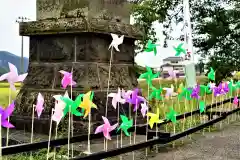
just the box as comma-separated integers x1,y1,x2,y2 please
161,63,185,67
163,56,184,61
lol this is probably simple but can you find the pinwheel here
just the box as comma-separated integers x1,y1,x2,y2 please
139,66,160,87
52,91,68,124
121,89,133,100
148,86,163,100
126,88,146,111
108,88,126,109
109,33,124,52
174,43,186,56
144,40,159,56
228,80,237,94
147,108,164,129
0,62,28,91
163,84,175,99
178,87,193,100
199,85,212,96
208,82,216,91
79,91,97,118
166,107,177,124
191,85,200,99
177,83,185,93
117,115,133,136
167,69,179,80
35,93,44,118
59,70,77,89
207,67,215,81
60,94,84,117
94,116,118,140
233,96,239,106
140,102,148,117
0,101,15,128
199,101,206,113
52,101,65,125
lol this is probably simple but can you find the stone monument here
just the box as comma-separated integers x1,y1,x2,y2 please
13,0,143,134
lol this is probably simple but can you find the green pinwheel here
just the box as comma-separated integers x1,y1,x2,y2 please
139,66,160,87
199,101,205,113
60,94,84,117
207,67,215,81
148,86,163,100
199,85,212,96
166,107,177,124
174,43,186,56
228,80,237,94
144,40,159,56
178,87,193,100
117,115,133,136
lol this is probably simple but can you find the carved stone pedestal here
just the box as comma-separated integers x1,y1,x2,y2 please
14,18,143,134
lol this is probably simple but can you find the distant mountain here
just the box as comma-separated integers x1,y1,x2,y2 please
0,51,29,74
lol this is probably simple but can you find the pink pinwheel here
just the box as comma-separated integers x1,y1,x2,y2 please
233,96,239,106
141,102,148,117
52,92,68,124
126,88,146,112
59,70,77,89
121,89,133,100
167,68,179,80
107,88,126,109
94,116,118,140
163,85,175,98
0,101,15,128
0,62,28,90
35,93,44,118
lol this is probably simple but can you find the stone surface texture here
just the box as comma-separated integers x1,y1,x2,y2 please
14,0,142,134
36,0,132,24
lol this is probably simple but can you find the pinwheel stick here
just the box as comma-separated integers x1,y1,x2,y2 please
208,93,214,132
87,110,91,154
47,110,53,160
30,105,35,160
53,124,58,160
0,114,2,160
104,46,114,151
70,72,74,158
6,89,11,147
146,84,150,156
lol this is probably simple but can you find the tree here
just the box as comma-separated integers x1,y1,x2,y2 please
132,0,240,82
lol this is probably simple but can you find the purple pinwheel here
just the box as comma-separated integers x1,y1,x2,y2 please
213,86,221,97
213,83,225,97
126,88,146,112
0,101,15,128
191,85,200,99
223,82,229,93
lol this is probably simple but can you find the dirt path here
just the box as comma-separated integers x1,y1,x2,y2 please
148,120,240,160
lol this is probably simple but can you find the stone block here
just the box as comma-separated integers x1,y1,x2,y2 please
98,64,137,89
37,35,74,62
24,63,55,89
29,37,38,61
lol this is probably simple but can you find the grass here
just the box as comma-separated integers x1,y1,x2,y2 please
0,84,19,107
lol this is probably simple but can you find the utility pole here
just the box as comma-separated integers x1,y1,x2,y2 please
183,0,197,87
16,17,30,74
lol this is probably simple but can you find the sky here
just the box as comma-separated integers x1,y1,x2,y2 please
0,0,36,58
0,0,199,63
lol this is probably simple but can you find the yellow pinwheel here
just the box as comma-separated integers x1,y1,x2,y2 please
147,108,164,129
79,91,97,118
